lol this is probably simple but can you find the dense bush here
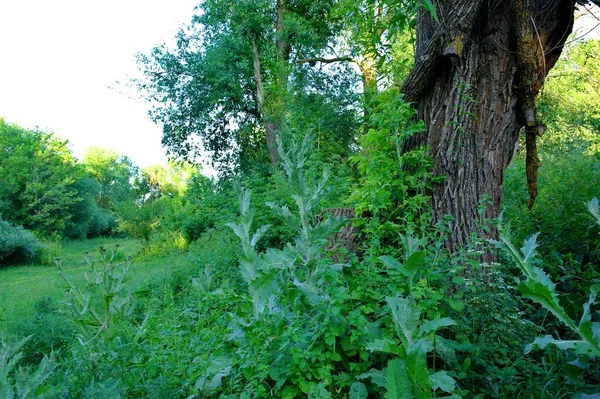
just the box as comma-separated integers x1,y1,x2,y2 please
0,217,40,265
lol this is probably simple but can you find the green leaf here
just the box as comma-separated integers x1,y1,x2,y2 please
421,0,440,24
520,233,540,266
380,255,403,271
404,251,426,277
308,383,332,399
447,298,465,312
350,382,368,399
386,359,413,399
366,339,403,356
525,335,599,356
405,340,433,395
387,296,420,348
419,318,456,336
518,268,577,331
357,369,387,389
429,371,456,393
579,287,598,344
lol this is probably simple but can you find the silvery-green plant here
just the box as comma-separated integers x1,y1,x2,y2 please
56,245,134,344
228,134,346,317
491,212,600,358
0,336,57,399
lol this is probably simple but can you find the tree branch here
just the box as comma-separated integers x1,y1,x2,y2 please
295,56,355,65
401,0,486,103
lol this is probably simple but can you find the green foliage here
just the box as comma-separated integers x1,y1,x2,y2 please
0,119,82,238
0,217,40,266
82,147,138,212
349,90,440,256
366,296,457,398
136,0,357,170
0,336,57,398
491,221,600,393
56,245,134,343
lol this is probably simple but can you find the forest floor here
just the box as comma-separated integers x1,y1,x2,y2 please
0,238,192,336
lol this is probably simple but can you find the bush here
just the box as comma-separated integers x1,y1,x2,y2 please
0,217,40,265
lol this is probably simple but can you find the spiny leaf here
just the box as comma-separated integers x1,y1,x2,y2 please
366,339,404,356
520,233,540,265
250,225,270,248
518,268,577,331
387,296,420,348
587,197,600,225
380,256,404,272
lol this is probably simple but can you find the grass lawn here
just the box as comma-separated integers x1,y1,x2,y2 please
0,237,194,335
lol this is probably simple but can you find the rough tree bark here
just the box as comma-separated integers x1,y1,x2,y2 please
402,0,579,253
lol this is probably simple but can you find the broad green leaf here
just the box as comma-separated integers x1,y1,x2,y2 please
350,382,368,399
447,298,465,312
366,339,403,356
380,256,405,273
386,359,413,399
308,383,332,399
387,296,420,348
404,251,426,277
406,340,433,396
357,369,387,389
419,318,456,336
429,371,456,393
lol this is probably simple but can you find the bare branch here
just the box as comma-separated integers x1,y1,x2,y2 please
296,56,355,65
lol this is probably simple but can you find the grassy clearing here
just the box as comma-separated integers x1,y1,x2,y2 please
0,237,194,335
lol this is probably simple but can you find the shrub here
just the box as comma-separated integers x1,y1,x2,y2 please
0,217,40,265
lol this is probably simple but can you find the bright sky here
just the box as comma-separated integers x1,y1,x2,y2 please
0,2,598,171
0,0,197,168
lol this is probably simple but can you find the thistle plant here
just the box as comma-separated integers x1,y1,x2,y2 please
491,209,600,358
56,245,134,344
0,336,57,399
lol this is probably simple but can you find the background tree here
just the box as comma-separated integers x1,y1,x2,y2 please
82,147,138,212
0,119,81,238
136,0,352,171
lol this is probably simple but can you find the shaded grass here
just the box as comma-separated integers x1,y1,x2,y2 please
0,237,194,335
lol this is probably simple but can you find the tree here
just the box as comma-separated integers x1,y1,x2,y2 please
0,119,82,238
401,0,597,252
136,0,349,170
82,147,138,211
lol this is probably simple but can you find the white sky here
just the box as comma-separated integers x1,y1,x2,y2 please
0,0,197,168
0,2,598,171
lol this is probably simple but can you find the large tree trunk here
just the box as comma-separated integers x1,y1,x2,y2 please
402,0,576,253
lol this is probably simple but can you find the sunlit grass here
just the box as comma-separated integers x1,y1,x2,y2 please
0,237,192,334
